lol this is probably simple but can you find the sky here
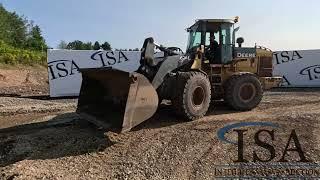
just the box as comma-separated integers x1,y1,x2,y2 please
1,0,320,51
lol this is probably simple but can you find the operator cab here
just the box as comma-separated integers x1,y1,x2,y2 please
186,18,240,64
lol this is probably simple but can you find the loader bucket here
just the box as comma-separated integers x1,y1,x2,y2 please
76,68,158,132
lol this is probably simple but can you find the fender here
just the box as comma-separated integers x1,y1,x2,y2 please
223,72,259,87
229,71,257,77
188,69,208,76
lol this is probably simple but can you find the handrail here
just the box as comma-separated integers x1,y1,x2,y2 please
255,45,272,52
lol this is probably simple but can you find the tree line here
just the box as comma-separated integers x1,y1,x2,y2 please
57,40,140,51
0,3,140,66
58,40,112,50
0,4,47,51
0,4,47,65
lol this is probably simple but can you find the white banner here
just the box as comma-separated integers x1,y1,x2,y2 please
47,49,320,97
47,50,141,97
273,50,320,87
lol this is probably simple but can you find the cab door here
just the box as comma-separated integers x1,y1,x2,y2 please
220,23,233,64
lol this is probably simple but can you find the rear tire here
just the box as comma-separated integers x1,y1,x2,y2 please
172,71,211,120
224,74,263,111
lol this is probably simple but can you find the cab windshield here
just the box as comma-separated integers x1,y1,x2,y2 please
186,22,202,53
186,31,201,53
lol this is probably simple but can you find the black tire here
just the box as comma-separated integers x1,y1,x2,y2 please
224,73,263,111
172,71,211,120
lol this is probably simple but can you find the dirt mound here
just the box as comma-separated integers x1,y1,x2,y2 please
0,66,48,96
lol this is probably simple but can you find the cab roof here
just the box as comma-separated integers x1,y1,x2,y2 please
187,18,236,32
196,19,235,24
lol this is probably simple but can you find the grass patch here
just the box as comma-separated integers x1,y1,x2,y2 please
0,41,47,66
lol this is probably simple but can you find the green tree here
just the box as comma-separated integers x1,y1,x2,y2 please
25,25,47,51
101,41,111,50
66,40,94,50
0,4,47,51
0,4,27,48
8,13,27,48
57,40,67,49
93,41,100,50
0,4,48,65
67,40,84,50
83,42,93,50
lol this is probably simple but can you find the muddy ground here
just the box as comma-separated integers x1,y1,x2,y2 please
0,89,319,179
0,66,320,179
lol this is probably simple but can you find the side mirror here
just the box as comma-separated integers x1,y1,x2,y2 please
236,37,244,47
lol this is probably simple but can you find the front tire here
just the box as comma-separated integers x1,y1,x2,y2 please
224,74,263,111
172,72,211,120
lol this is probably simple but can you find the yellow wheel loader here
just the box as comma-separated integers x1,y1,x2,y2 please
76,18,282,132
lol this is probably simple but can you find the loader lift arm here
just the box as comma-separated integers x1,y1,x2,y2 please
77,38,188,132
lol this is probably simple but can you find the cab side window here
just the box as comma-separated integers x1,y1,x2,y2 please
206,32,219,46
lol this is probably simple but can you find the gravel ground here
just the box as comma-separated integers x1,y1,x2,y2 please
0,89,319,179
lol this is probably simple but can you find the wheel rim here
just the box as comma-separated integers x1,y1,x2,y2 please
192,86,205,106
238,83,256,103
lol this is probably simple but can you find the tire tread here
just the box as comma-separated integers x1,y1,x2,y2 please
172,71,211,120
224,73,263,111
